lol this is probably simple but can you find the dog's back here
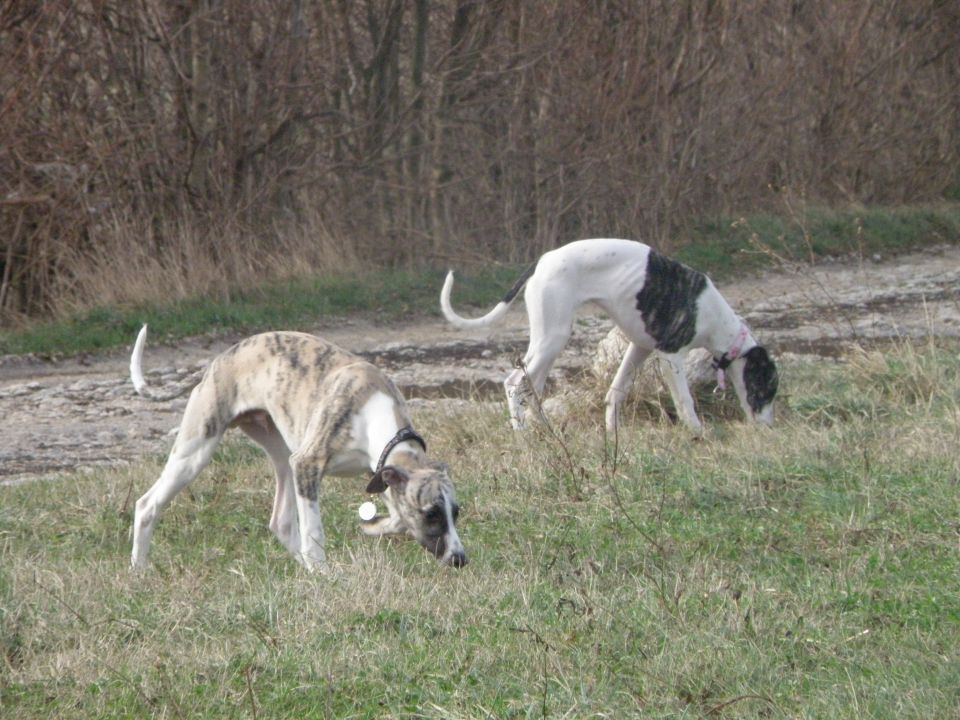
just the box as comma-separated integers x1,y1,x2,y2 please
199,332,405,439
527,239,726,352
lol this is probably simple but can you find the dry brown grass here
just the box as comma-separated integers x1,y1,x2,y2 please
51,210,360,317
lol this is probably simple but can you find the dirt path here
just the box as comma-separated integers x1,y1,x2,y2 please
2,244,958,485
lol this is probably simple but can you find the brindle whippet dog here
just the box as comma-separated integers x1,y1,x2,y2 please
129,326,466,571
441,238,778,434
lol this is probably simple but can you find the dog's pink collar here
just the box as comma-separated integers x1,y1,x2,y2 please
713,323,750,391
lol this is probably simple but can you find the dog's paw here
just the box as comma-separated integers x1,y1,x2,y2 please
360,514,405,536
315,561,336,577
308,562,333,577
358,516,382,535
298,552,329,573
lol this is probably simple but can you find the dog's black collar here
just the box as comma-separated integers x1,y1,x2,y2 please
712,353,733,371
374,426,427,473
713,323,751,372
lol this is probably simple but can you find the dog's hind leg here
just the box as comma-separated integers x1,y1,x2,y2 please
236,412,299,554
506,282,575,428
604,342,650,433
503,367,530,429
131,375,232,569
131,424,223,570
506,331,568,428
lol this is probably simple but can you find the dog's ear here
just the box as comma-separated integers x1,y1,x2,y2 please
742,345,779,411
365,466,410,494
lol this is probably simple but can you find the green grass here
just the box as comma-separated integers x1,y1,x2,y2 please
0,266,520,357
2,340,959,718
678,203,960,277
2,204,958,358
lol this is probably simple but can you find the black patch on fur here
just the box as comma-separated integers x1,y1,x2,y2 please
635,251,708,353
418,502,452,558
327,403,354,443
203,417,219,439
422,501,459,531
296,464,322,501
502,263,536,304
742,346,779,413
266,333,288,357
313,346,331,370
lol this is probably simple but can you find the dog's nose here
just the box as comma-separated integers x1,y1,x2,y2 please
448,550,468,568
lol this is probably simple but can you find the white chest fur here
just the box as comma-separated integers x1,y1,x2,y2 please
324,391,405,476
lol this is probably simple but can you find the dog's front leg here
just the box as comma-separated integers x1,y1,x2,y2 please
290,460,328,571
504,367,529,429
359,488,407,536
604,342,649,433
659,353,703,436
236,414,300,554
360,513,406,537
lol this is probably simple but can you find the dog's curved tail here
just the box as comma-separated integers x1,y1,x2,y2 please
130,324,201,401
440,263,536,330
130,324,152,394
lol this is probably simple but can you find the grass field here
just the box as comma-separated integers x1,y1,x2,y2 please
2,338,958,718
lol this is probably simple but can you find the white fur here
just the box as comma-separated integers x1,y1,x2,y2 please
129,324,148,394
441,238,771,433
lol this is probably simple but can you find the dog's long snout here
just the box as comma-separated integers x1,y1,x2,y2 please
753,403,775,426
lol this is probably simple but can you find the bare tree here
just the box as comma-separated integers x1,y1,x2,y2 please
1,0,957,320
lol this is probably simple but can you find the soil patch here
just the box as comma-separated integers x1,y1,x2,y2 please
2,245,958,484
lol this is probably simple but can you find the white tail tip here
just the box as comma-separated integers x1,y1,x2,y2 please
130,324,149,394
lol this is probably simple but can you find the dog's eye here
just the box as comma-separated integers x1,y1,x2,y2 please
424,506,443,523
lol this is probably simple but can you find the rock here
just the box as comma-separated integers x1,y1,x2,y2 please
592,327,717,393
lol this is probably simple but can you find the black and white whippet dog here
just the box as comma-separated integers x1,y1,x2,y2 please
440,238,778,434
129,326,466,571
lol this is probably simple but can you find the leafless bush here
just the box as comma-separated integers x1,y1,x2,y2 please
1,1,957,322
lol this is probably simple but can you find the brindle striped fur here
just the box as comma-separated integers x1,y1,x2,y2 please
129,327,466,571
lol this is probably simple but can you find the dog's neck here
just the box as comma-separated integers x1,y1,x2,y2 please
375,426,428,471
385,449,426,472
707,305,755,362
707,311,756,391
